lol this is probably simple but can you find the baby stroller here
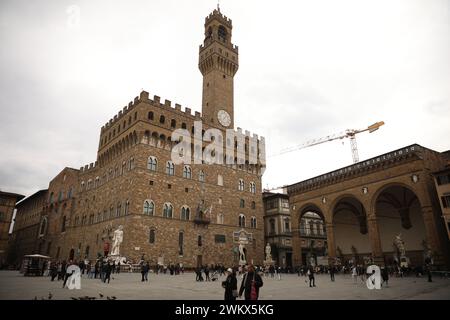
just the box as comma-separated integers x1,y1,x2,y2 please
211,271,219,281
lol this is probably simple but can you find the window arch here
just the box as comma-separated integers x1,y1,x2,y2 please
251,216,257,229
218,25,227,42
163,203,173,218
239,214,246,228
116,202,122,217
181,206,190,220
249,182,256,194
240,199,245,208
181,122,187,129
149,229,155,244
148,111,154,120
238,179,244,191
199,170,205,182
270,218,276,234
217,213,224,224
124,200,130,215
171,119,176,128
129,157,135,170
166,161,175,176
159,115,165,124
143,200,155,216
147,156,157,171
251,201,256,209
183,165,192,179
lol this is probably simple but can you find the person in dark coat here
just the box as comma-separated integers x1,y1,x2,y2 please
104,262,112,283
222,268,238,300
308,265,316,287
329,265,335,282
239,265,263,300
381,267,389,287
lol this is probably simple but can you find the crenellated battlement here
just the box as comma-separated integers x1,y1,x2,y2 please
101,90,203,134
205,9,232,28
79,161,99,174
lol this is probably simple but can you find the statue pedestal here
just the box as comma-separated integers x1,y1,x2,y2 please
108,254,126,264
263,259,275,267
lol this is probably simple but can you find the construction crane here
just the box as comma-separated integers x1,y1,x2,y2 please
273,121,385,163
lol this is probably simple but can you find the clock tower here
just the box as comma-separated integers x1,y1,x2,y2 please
199,7,238,129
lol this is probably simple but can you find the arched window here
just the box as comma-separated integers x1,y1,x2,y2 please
199,170,205,182
148,111,154,120
143,200,155,216
270,218,276,234
217,175,223,186
49,192,54,204
239,214,246,228
183,165,192,179
171,119,176,128
250,182,256,194
179,232,184,255
116,202,122,217
251,217,257,229
181,206,190,220
163,203,173,218
284,218,290,232
240,199,245,208
124,200,130,215
181,122,187,129
122,161,126,174
147,156,157,171
149,229,155,244
238,179,244,191
218,25,227,42
159,115,165,124
217,213,224,224
129,157,135,170
58,191,64,202
166,161,175,176
251,201,256,209
68,187,73,199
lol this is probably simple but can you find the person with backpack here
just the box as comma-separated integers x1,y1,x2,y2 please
238,265,263,300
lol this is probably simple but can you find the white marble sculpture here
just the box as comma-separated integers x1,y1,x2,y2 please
111,225,124,256
239,242,246,265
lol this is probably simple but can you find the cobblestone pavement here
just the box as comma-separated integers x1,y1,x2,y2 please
0,271,449,300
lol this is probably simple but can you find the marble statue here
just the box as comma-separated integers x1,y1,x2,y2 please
265,243,272,261
111,225,124,256
394,233,406,257
238,242,246,264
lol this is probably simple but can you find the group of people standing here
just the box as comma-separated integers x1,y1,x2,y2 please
222,265,264,301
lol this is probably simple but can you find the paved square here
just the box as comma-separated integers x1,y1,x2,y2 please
0,271,449,300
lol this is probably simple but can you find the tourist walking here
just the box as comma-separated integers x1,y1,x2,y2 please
205,265,210,281
104,262,112,283
222,268,238,301
381,267,389,287
330,265,335,282
307,265,316,287
141,262,149,282
352,266,358,284
239,265,263,300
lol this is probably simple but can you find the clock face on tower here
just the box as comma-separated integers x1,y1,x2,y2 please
217,109,231,127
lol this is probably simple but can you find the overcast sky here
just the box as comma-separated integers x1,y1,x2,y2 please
0,0,449,197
